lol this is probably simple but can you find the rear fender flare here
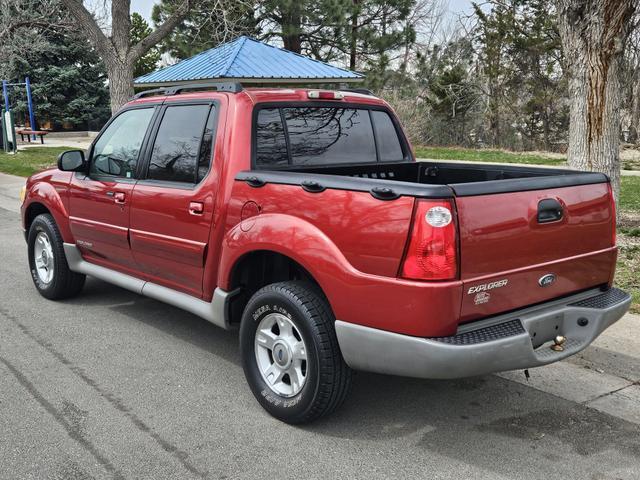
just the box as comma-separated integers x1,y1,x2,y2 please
218,213,358,301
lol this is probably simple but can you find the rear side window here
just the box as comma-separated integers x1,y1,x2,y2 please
255,108,288,167
371,110,403,162
147,104,214,183
254,105,406,168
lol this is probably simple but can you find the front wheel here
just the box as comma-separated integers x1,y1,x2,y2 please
239,281,352,424
27,213,85,300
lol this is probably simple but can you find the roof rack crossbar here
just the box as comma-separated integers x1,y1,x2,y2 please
132,87,166,99
132,81,243,100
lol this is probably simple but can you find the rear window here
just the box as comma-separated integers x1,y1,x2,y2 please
255,105,406,168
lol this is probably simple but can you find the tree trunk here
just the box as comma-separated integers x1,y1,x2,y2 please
60,0,193,112
556,0,636,204
564,57,623,197
107,61,135,113
629,72,640,144
350,0,359,70
281,5,302,53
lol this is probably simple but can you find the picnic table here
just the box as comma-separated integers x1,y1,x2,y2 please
16,129,48,144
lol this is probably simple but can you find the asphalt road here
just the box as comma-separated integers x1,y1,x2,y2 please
0,173,639,480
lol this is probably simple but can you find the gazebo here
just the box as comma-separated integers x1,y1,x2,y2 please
134,36,364,88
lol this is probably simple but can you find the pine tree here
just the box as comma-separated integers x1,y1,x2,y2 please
131,13,161,78
9,26,110,131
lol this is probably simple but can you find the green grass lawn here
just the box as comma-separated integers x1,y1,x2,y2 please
617,176,640,313
414,145,567,166
619,176,640,213
616,245,640,314
0,147,70,177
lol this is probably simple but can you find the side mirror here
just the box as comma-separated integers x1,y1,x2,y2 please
57,150,86,172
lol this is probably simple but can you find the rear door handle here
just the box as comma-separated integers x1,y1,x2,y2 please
114,192,126,204
107,191,126,204
189,201,204,215
537,198,563,223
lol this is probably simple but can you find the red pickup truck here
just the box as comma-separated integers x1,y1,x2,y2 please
21,84,631,423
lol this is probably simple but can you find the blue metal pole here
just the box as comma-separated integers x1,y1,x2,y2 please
2,80,9,112
25,77,36,140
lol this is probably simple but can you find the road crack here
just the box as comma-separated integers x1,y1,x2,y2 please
0,306,210,480
0,354,125,480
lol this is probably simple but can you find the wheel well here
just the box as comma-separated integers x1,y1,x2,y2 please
25,202,51,232
227,250,322,325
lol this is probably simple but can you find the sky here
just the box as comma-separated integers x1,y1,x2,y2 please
131,0,476,24
132,0,156,21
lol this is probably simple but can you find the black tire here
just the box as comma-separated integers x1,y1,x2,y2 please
239,281,352,424
27,213,85,300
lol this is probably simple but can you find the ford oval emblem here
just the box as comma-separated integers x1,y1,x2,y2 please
539,274,556,287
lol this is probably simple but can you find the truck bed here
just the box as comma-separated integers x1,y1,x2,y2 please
237,160,615,328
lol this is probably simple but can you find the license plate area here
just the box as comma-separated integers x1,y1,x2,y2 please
528,312,565,349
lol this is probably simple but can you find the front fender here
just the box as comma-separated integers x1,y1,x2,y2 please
22,180,73,242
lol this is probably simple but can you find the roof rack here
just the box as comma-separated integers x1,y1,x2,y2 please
132,82,244,100
343,88,375,96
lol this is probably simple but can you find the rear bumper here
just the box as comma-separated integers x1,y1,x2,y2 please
335,288,631,379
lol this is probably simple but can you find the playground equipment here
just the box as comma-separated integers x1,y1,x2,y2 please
1,77,38,153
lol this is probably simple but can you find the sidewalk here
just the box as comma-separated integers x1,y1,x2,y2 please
18,136,93,150
0,172,25,213
499,312,640,425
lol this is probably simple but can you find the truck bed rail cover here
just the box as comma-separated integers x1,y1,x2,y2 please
236,170,454,199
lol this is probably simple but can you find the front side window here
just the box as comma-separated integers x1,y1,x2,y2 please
148,104,212,183
91,108,154,178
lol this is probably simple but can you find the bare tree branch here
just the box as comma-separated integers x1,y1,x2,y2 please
129,0,192,60
58,0,115,62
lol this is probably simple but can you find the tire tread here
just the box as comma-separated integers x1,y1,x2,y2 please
243,281,352,423
28,214,85,300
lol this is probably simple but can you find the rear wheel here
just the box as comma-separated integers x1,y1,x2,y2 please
239,281,352,424
28,214,85,300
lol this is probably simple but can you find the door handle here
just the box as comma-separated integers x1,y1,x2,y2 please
189,201,204,215
537,198,563,223
106,191,126,203
114,192,126,204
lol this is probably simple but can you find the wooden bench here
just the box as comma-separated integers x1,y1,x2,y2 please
17,129,48,144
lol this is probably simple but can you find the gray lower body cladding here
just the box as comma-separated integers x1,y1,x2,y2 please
335,288,631,379
63,243,236,329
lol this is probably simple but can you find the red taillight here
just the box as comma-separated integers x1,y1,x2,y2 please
400,199,458,281
608,183,616,246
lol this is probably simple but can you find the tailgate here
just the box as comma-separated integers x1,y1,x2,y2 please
455,182,615,323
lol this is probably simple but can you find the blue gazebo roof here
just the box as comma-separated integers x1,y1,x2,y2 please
134,36,364,87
